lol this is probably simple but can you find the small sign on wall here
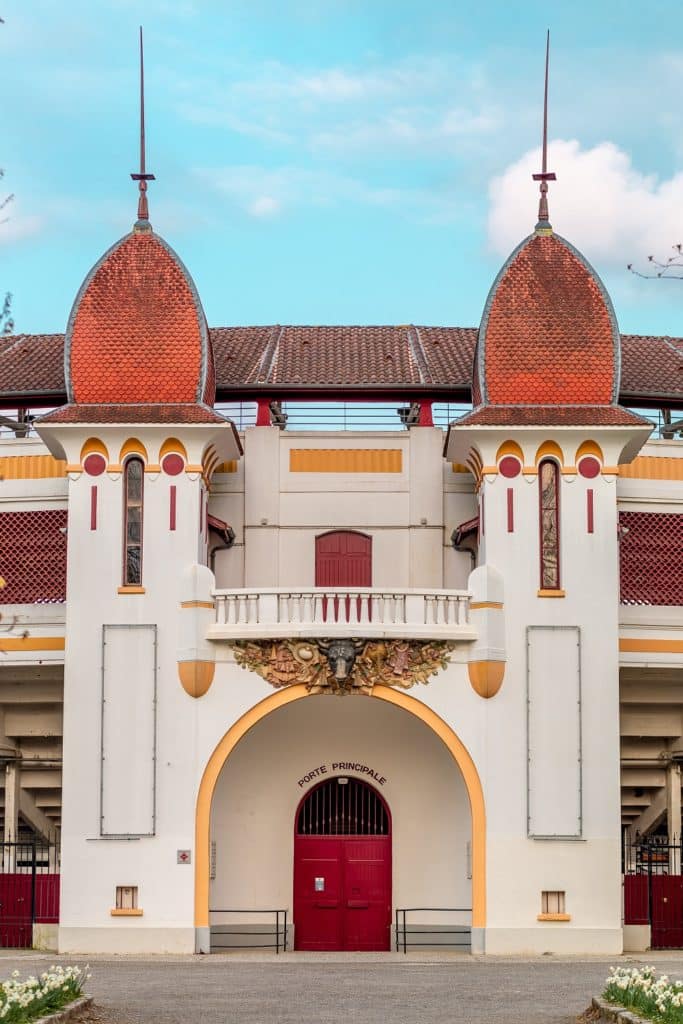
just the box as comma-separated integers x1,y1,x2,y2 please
315,877,325,892
177,849,192,864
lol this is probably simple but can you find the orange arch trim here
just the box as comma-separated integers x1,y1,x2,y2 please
194,684,486,929
119,438,149,464
575,440,604,465
160,437,188,462
80,437,109,463
534,440,564,467
495,440,524,464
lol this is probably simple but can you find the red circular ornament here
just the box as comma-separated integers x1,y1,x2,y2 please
499,456,521,478
578,456,601,479
162,453,184,476
83,453,106,476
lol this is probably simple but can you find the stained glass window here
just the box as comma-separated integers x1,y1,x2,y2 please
123,458,144,586
539,459,560,589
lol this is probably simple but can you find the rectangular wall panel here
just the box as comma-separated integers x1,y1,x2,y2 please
527,626,582,838
101,624,157,836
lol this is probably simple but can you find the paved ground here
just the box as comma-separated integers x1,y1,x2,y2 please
1,951,683,1024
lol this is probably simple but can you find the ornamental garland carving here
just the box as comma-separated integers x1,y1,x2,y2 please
229,638,455,695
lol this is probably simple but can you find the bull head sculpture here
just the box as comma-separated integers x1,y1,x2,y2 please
318,638,366,681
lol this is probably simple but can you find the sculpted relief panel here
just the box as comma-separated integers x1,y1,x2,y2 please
230,638,455,695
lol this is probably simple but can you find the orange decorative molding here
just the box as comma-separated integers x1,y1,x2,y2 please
117,586,146,595
144,464,161,474
470,601,503,610
180,600,215,610
179,661,215,699
289,449,402,473
216,461,238,474
495,440,524,463
619,456,683,481
160,437,188,462
0,455,67,480
80,437,109,462
620,638,683,654
537,589,566,598
119,438,148,464
534,440,564,467
185,464,203,474
110,908,143,917
468,661,505,699
451,462,471,474
575,440,604,464
537,913,571,922
0,636,65,653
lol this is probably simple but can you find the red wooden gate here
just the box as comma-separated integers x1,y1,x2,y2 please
651,876,683,949
315,532,372,588
293,778,391,951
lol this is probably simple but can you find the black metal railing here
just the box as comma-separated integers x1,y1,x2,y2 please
395,907,471,953
623,834,683,877
209,908,288,952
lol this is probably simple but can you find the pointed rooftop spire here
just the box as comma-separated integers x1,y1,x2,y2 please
130,26,155,230
532,30,556,231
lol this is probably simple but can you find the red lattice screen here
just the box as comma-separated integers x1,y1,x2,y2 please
619,511,683,606
0,510,67,604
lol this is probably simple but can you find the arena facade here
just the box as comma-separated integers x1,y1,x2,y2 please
1,57,683,957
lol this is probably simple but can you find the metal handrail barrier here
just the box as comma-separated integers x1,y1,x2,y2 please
395,907,472,953
209,908,288,953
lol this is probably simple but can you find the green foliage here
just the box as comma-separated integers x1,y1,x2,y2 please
0,965,89,1023
604,966,683,1023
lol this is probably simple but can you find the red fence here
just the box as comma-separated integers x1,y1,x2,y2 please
619,511,683,606
0,843,60,948
0,509,67,604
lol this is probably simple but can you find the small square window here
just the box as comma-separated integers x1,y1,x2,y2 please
116,885,138,910
541,890,565,915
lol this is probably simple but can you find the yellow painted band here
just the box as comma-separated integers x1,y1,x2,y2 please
0,455,66,479
185,465,203,474
619,456,683,480
537,913,571,922
110,908,143,917
289,449,402,473
194,684,486,930
451,463,471,474
537,589,566,598
216,461,238,473
180,601,215,610
470,602,503,610
620,639,683,654
144,464,161,474
117,586,146,595
0,636,65,652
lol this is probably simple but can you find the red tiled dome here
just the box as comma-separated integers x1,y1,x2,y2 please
477,231,619,406
66,227,215,405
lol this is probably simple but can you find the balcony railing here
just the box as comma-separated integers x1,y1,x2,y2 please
209,587,475,641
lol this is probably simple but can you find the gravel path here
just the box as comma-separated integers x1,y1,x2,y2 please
3,952,683,1024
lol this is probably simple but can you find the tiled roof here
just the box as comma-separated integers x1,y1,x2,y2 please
478,232,618,406
66,228,214,405
455,405,652,427
38,403,228,424
1,327,682,403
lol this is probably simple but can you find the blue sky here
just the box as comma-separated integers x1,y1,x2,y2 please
3,0,683,338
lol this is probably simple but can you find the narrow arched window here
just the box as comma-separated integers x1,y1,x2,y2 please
539,459,560,590
123,457,144,585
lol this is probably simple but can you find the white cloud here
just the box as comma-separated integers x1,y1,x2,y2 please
488,139,683,268
247,195,281,218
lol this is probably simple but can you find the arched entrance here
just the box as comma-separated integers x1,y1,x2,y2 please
293,777,391,951
195,685,486,953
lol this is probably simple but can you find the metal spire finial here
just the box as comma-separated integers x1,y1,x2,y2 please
131,27,155,229
532,30,556,231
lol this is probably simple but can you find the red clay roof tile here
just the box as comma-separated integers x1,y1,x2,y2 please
67,229,214,406
479,233,618,406
39,403,227,424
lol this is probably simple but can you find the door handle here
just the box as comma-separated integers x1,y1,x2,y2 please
347,900,369,909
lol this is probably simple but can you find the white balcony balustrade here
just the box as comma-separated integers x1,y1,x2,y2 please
209,588,476,642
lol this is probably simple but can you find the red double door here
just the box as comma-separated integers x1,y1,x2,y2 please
294,835,391,951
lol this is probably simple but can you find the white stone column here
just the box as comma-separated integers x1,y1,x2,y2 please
666,762,682,873
4,761,20,844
